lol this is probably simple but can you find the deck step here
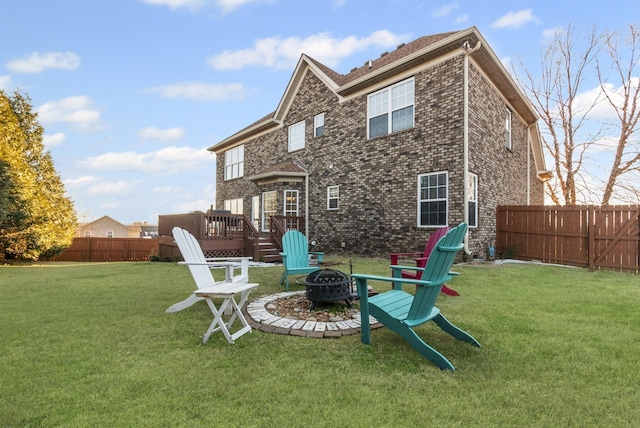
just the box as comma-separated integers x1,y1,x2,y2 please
257,238,281,263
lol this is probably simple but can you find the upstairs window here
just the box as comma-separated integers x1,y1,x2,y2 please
107,230,114,238
368,77,414,138
505,108,512,150
418,171,448,227
314,113,325,137
288,120,305,152
224,145,244,180
327,185,339,210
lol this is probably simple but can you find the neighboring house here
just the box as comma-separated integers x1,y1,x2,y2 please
77,215,130,238
209,27,551,257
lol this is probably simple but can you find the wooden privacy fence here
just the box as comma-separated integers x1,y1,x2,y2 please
49,238,158,262
496,205,640,273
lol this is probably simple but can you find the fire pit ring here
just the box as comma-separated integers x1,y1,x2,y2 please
297,269,353,310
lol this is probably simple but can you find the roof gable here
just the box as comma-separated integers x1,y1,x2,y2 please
208,26,547,176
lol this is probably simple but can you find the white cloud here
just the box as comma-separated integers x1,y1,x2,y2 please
432,3,458,18
64,176,97,187
491,9,539,29
208,30,409,70
140,0,205,11
176,198,211,213
6,51,80,74
542,26,563,42
88,180,137,195
453,14,468,24
77,146,214,175
36,96,102,132
216,0,264,13
144,82,249,101
0,75,11,89
42,132,66,147
152,185,183,194
137,126,185,140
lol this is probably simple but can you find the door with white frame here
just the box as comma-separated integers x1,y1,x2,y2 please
284,190,299,230
261,191,277,232
251,195,260,230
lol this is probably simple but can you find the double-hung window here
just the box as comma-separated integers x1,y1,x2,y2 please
418,171,448,227
288,120,305,152
368,77,414,138
327,185,339,210
314,113,325,137
505,108,512,150
467,173,478,228
224,145,244,180
224,198,243,214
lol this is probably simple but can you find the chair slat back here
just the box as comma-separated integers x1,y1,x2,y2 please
281,230,310,268
417,227,450,270
172,227,216,288
407,223,467,321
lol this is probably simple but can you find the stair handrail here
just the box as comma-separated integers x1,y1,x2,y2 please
242,214,261,260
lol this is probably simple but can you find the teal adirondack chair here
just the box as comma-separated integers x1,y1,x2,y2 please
279,230,324,291
352,223,480,370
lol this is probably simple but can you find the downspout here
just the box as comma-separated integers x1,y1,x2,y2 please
527,128,531,205
462,40,481,257
305,173,309,239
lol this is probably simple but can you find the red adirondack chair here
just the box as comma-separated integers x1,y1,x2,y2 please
389,227,460,296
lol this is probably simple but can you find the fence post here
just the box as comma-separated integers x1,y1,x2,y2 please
588,205,595,271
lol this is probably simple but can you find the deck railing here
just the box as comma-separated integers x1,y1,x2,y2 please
158,211,262,260
270,215,305,249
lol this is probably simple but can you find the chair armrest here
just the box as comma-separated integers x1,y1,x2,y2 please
178,261,237,267
206,257,251,277
414,257,429,268
352,273,435,287
390,265,458,276
389,252,422,264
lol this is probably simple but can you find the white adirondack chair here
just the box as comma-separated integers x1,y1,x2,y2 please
166,227,258,344
165,226,251,314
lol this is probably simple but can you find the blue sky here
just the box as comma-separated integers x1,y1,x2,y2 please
1,0,637,224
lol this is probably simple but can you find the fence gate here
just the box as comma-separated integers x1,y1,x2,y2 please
496,205,639,273
590,205,640,272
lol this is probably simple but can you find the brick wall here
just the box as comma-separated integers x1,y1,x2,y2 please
216,56,544,257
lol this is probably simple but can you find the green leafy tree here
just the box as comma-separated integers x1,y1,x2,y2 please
0,89,77,260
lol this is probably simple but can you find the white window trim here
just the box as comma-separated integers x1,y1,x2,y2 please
468,173,478,228
261,190,277,232
367,77,415,139
314,113,325,137
417,171,448,227
224,145,244,180
288,120,306,152
327,185,339,210
505,108,512,150
284,190,299,217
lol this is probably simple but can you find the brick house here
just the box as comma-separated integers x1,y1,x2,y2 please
77,215,130,238
208,26,551,257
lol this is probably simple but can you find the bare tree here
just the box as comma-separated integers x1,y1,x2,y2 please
597,24,640,205
515,24,606,205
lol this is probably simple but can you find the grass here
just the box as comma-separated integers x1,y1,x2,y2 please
1,258,639,427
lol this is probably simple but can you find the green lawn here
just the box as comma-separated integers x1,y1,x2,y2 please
1,259,638,427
